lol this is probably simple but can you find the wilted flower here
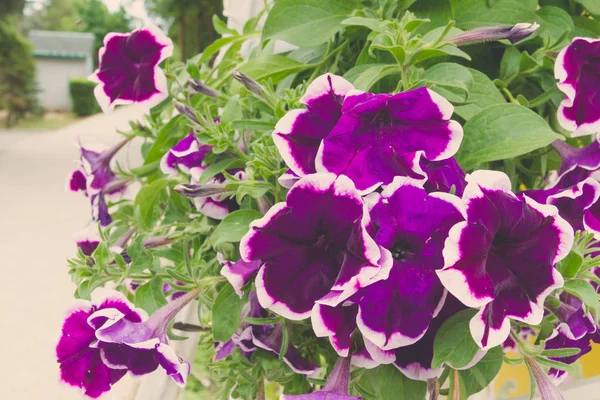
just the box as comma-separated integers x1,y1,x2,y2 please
90,26,173,113
273,73,354,176
524,355,565,399
555,37,600,137
282,356,360,400
160,133,212,176
446,23,539,46
437,171,573,350
56,289,147,398
317,87,463,194
551,139,600,188
240,173,391,320
355,177,464,350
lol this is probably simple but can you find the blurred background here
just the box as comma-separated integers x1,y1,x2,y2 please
1,1,600,399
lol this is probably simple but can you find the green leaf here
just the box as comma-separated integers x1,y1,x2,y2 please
454,69,505,120
344,64,399,91
135,277,168,315
197,158,246,184
574,0,600,16
456,104,562,170
262,0,359,47
459,346,503,396
500,46,521,82
536,6,574,43
562,279,600,322
220,94,243,124
341,16,388,33
134,178,171,230
200,32,259,63
230,120,275,131
557,250,583,279
454,0,537,30
128,238,154,274
432,309,480,369
144,115,186,165
355,364,427,400
237,56,309,84
540,347,582,358
92,242,110,268
212,285,246,341
369,34,406,64
411,0,455,31
573,16,600,38
211,209,263,246
423,62,473,102
212,15,236,35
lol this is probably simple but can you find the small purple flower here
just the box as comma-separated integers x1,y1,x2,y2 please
555,38,600,137
421,157,467,197
355,177,464,350
546,178,600,239
281,356,360,400
160,133,212,176
272,73,354,176
316,87,463,194
240,173,391,320
549,293,596,341
544,329,599,384
68,169,88,195
56,289,147,398
90,26,174,113
92,288,199,385
74,231,100,256
219,255,262,298
551,139,600,189
437,171,574,350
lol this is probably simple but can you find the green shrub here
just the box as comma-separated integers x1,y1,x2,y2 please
69,78,99,116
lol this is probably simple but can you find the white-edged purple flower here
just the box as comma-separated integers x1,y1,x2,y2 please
552,139,600,189
92,288,199,386
281,356,360,400
311,302,359,357
272,73,354,177
437,171,574,350
160,133,212,176
421,157,467,197
549,293,597,341
74,231,100,256
544,329,599,384
240,173,391,320
355,177,464,351
555,37,600,137
56,289,147,398
315,87,463,194
69,169,88,195
219,255,261,298
546,178,600,239
214,292,319,376
89,26,173,113
278,169,301,189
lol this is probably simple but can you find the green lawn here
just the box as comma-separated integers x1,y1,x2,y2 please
0,112,82,130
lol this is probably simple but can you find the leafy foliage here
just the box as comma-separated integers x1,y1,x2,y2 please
69,79,99,116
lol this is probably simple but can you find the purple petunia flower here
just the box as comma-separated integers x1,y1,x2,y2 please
421,157,467,197
160,133,212,176
214,292,319,376
240,173,391,320
437,171,574,350
278,169,301,189
272,73,354,177
549,293,597,341
547,178,600,239
90,26,173,113
551,139,600,189
92,288,199,386
74,231,100,256
218,254,261,298
56,289,147,398
68,139,131,226
312,302,359,358
315,87,463,194
555,38,600,137
281,356,360,400
354,177,464,350
545,329,600,384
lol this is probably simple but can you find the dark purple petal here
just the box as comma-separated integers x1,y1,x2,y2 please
272,74,354,176
220,258,262,297
91,26,173,112
99,342,159,376
548,178,600,236
552,139,600,188
156,343,191,386
555,38,600,136
316,88,463,193
545,330,595,384
74,231,100,256
240,173,387,320
552,293,597,340
160,133,212,175
357,178,464,350
421,158,467,196
68,169,88,194
214,339,236,361
438,171,573,349
311,303,358,357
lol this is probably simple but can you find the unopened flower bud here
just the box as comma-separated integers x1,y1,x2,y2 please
174,183,229,198
233,70,262,95
172,100,199,124
447,22,540,46
188,79,219,98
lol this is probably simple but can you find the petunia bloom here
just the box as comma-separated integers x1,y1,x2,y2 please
272,73,354,176
160,133,212,176
90,26,174,113
437,170,573,350
551,139,600,189
93,288,200,386
544,329,600,384
312,302,359,357
74,231,100,256
240,173,391,320
316,87,463,194
548,293,596,341
56,289,147,398
421,157,467,197
218,254,261,298
355,177,464,350
555,38,600,137
281,356,360,400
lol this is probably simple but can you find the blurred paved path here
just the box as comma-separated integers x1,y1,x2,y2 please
0,106,146,400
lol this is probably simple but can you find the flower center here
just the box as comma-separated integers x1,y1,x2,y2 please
391,240,414,260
